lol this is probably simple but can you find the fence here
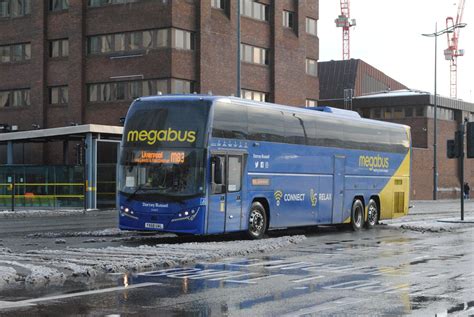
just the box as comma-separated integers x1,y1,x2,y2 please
0,166,85,209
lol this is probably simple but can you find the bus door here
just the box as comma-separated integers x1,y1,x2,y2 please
208,153,244,234
332,155,345,224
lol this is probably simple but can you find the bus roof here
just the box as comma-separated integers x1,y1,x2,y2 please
135,95,410,131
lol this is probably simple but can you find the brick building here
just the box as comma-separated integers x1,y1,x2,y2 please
318,59,474,200
0,0,320,164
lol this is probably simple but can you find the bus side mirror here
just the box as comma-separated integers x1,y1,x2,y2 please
211,156,225,194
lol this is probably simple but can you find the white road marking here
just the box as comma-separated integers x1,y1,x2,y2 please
291,275,324,283
0,283,160,310
227,260,285,267
224,274,282,284
281,298,371,316
209,272,258,281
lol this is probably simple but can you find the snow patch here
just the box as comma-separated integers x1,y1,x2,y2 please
26,228,125,239
384,219,474,233
0,209,85,218
0,260,66,287
0,235,305,289
0,266,18,287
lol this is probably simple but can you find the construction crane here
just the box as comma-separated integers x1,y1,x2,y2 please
335,0,356,60
444,0,465,99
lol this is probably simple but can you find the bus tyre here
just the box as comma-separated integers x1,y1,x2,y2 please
365,199,378,229
351,199,364,231
247,202,267,239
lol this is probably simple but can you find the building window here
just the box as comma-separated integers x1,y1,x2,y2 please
241,89,268,102
371,108,381,119
49,86,68,105
171,79,192,94
88,0,159,7
88,28,192,55
383,108,392,119
156,29,169,48
306,58,317,76
305,99,317,107
49,0,69,11
49,39,69,58
283,10,295,29
415,106,425,117
405,107,413,117
87,78,193,102
0,88,30,108
211,0,226,10
393,107,403,119
240,0,268,21
0,43,31,63
172,29,193,50
241,43,268,65
359,108,370,118
0,0,30,18
306,17,317,35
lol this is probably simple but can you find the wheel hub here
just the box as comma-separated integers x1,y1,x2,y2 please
250,211,263,233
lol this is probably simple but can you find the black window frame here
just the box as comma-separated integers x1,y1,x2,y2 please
49,39,69,58
282,10,295,30
0,42,31,63
49,0,69,12
49,85,69,105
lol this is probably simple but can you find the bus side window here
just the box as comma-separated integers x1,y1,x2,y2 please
211,155,225,194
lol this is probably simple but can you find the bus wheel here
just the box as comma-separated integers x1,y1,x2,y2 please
246,202,267,239
351,199,364,231
365,199,378,229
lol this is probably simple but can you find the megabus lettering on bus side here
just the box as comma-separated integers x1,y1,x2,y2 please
358,154,389,171
126,128,197,145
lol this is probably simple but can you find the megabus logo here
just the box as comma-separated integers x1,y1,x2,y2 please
127,128,196,145
359,155,389,171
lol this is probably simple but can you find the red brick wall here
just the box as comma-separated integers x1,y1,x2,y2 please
1,0,319,164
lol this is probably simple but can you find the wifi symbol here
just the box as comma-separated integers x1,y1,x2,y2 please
274,190,283,206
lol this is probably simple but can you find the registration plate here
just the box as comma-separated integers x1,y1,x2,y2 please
145,222,164,229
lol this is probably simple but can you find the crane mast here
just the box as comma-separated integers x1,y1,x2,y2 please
335,0,356,60
444,0,465,99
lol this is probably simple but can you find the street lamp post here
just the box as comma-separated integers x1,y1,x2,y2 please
236,1,241,98
422,22,466,200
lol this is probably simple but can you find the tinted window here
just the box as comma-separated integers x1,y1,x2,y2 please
248,106,284,142
228,156,242,192
343,121,389,151
389,127,409,153
212,101,248,139
284,113,306,144
315,116,344,148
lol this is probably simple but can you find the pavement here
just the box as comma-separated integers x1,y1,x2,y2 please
379,199,474,233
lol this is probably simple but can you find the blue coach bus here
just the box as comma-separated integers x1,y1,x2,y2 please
118,95,411,239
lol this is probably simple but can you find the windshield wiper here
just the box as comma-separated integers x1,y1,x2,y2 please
125,184,145,202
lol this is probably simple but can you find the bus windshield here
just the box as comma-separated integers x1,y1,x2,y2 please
119,149,205,198
118,99,211,199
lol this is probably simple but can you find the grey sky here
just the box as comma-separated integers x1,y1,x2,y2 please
319,0,473,102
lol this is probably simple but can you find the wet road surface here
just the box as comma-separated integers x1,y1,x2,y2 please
1,224,473,316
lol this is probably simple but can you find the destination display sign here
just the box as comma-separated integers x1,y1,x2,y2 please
133,151,185,164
